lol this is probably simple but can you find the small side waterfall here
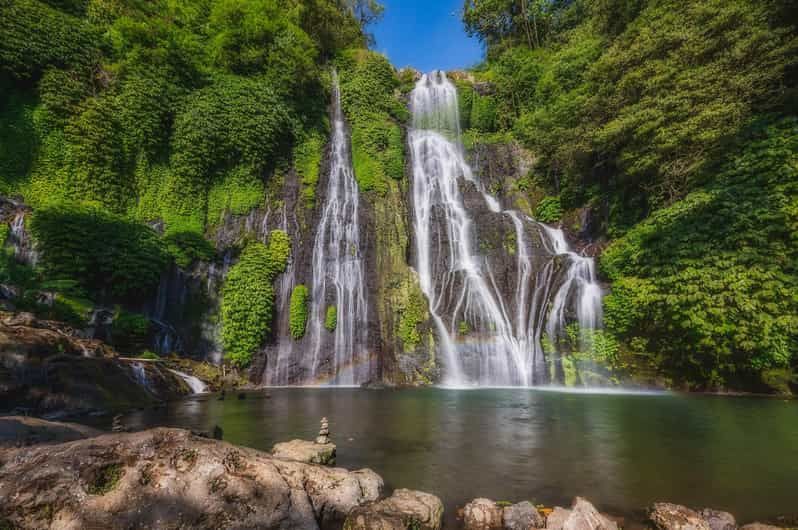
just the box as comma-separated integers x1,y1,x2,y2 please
263,205,298,385
305,71,370,385
409,71,603,386
168,368,208,394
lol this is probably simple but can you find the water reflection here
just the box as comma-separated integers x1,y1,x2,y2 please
125,389,798,527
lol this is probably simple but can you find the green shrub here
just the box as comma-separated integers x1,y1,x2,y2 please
289,285,310,339
113,309,151,351
338,51,405,195
0,0,99,80
29,203,169,299
325,304,337,332
163,232,216,269
170,75,292,220
600,118,798,387
264,230,291,279
139,350,161,360
206,165,265,227
294,130,325,206
535,196,563,223
221,242,276,367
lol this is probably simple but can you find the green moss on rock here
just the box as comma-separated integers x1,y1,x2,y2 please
289,285,310,340
325,305,337,332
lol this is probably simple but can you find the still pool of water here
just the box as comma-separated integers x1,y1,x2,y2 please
123,388,798,526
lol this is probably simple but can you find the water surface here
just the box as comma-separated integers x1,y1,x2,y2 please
124,388,798,527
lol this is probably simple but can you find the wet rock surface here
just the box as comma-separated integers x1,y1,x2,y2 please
648,503,715,530
546,497,618,530
0,312,192,417
0,416,101,447
0,427,383,530
463,498,505,529
344,488,444,530
503,501,545,530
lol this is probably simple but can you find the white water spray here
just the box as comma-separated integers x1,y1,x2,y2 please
409,71,603,386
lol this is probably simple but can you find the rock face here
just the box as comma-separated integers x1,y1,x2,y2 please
463,498,505,529
272,439,337,466
648,503,712,530
0,312,192,416
344,488,444,530
0,416,101,448
700,509,737,530
0,427,383,530
503,501,545,530
542,498,617,530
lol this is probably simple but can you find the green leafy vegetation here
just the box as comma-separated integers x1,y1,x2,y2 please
337,50,405,195
220,230,291,367
220,243,276,368
29,203,169,300
600,119,798,389
289,285,310,339
112,309,152,352
325,304,337,332
534,196,562,223
294,130,326,207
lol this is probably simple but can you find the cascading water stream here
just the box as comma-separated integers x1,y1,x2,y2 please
305,71,370,385
409,71,603,386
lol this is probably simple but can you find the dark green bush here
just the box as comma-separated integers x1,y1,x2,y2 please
164,231,216,269
29,203,169,299
0,0,99,80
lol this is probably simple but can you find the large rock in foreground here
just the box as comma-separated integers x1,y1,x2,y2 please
0,427,383,530
344,488,444,530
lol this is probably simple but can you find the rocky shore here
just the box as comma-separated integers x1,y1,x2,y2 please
0,417,793,530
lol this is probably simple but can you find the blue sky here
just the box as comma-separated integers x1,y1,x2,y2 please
371,0,484,72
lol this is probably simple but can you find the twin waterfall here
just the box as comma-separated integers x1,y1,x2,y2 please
264,71,602,387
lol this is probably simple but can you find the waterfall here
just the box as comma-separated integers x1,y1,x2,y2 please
168,368,208,394
264,205,299,385
131,362,149,390
304,71,370,385
408,71,603,387
7,210,38,267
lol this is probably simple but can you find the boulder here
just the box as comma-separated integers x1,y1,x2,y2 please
546,498,617,530
648,503,711,530
272,439,337,466
0,427,382,530
739,525,784,530
0,416,102,447
504,501,545,530
463,498,504,529
0,312,189,416
344,488,444,530
700,509,736,530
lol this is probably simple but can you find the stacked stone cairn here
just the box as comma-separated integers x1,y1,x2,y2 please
111,414,124,433
316,417,330,444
